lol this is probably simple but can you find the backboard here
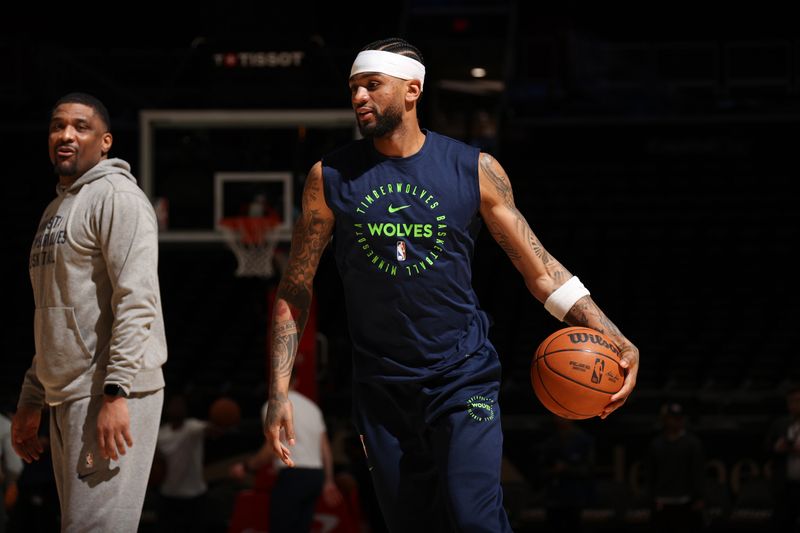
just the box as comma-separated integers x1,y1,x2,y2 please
139,109,357,243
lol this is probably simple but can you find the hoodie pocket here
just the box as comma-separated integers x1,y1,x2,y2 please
34,307,93,390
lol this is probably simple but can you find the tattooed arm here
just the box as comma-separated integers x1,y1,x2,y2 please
478,153,639,417
265,162,334,465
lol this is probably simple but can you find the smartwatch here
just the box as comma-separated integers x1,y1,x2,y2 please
103,384,128,398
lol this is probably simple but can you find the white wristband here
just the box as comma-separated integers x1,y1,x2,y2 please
544,276,590,322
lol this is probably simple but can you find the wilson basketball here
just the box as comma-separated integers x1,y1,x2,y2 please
209,396,241,428
531,327,624,419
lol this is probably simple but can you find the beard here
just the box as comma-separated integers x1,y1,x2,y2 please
358,103,403,139
53,159,78,176
54,158,78,178
52,142,80,178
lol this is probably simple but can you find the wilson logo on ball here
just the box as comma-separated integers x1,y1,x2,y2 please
567,332,620,355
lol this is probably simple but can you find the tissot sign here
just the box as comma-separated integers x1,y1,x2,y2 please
213,51,305,68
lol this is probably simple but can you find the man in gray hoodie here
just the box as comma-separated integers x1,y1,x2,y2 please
11,93,167,532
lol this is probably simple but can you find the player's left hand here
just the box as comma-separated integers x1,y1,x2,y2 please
601,341,639,419
97,396,133,460
264,395,295,467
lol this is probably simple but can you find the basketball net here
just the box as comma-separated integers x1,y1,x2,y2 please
219,216,281,278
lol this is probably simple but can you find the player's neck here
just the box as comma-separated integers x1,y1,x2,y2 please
372,122,425,158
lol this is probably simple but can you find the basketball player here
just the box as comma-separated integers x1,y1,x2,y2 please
12,93,167,532
264,38,640,532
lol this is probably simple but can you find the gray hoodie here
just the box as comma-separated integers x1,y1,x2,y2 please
19,158,167,407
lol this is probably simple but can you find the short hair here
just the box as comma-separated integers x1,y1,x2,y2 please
360,38,425,65
51,92,111,132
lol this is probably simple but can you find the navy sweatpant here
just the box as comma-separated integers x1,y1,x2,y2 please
353,347,513,533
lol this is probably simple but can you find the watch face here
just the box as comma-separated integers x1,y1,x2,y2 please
104,384,123,396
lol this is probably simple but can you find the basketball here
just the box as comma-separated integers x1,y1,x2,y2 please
531,327,624,419
209,396,241,428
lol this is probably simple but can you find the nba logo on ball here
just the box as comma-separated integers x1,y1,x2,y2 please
591,358,605,384
396,241,407,261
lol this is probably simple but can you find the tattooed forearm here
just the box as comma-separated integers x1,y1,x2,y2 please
564,297,624,343
275,279,312,335
270,211,330,382
271,321,298,386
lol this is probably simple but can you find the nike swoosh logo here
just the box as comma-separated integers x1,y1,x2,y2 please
388,204,411,214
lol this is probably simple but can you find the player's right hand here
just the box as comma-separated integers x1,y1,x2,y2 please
11,404,43,463
603,340,639,418
264,395,295,467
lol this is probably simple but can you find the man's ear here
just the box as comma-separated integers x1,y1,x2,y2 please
101,132,113,156
405,79,422,103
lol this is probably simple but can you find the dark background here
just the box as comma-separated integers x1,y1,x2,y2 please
2,2,798,531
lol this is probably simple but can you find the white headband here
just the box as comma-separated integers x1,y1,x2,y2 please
350,50,426,91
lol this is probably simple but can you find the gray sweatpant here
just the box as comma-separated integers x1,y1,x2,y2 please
49,389,164,533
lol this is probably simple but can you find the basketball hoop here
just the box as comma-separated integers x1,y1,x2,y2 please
219,216,281,278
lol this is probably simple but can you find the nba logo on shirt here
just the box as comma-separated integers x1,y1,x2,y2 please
396,241,407,261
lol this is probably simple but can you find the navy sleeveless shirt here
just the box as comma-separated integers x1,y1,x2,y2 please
322,130,492,382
